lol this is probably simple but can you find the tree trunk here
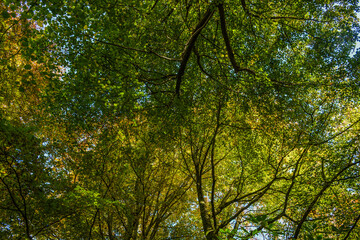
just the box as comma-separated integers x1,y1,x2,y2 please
195,174,218,240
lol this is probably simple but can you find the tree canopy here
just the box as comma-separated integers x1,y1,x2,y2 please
1,0,360,239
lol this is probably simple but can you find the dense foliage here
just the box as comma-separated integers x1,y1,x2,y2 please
1,0,360,239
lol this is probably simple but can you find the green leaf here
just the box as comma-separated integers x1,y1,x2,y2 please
24,64,32,70
1,10,10,19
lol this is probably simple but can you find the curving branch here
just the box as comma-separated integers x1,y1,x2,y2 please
175,6,215,96
218,4,255,75
240,0,325,22
217,177,277,230
293,160,360,239
343,214,360,240
86,35,180,61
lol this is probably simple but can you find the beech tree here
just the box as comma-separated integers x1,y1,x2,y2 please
1,0,360,239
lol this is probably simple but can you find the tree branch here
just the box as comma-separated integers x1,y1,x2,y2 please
343,214,360,240
175,6,215,96
86,35,180,61
240,0,325,22
218,4,255,75
293,160,360,238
